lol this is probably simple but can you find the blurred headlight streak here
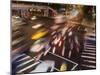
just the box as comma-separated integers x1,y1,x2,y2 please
31,16,37,20
32,24,42,29
68,31,72,36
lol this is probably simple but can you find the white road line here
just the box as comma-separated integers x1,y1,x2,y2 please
84,50,96,53
17,56,31,62
12,54,26,61
71,64,78,70
81,64,96,68
17,58,35,68
68,50,72,58
49,52,78,65
83,60,96,63
62,45,65,56
54,68,60,71
81,55,96,59
51,31,56,35
58,41,62,47
44,47,51,56
85,45,96,48
17,61,40,73
86,48,96,50
52,47,56,54
85,37,96,41
86,45,96,47
86,44,96,46
82,52,96,56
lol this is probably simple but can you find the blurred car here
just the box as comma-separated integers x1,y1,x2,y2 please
31,28,48,40
30,38,50,60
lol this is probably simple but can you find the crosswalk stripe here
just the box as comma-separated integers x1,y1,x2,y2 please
16,56,31,62
81,55,96,59
81,34,96,69
12,54,26,61
81,64,96,68
83,60,96,63
84,50,96,53
82,52,96,56
17,58,35,68
17,61,40,73
85,37,96,41
86,48,96,50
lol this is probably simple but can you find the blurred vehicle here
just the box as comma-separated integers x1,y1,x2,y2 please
30,38,50,61
31,16,37,20
31,28,48,40
30,43,45,53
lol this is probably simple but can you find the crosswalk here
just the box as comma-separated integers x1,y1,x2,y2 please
12,33,96,74
12,54,39,74
12,51,78,74
80,33,96,70
12,53,59,74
